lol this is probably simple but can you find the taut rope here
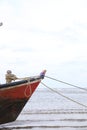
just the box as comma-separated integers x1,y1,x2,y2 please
41,82,87,108
45,75,87,92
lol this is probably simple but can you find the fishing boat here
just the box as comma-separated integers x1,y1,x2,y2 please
0,70,46,124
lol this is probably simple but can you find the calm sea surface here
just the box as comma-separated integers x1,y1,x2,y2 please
0,87,87,130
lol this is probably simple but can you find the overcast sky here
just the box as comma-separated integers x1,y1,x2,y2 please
0,0,87,88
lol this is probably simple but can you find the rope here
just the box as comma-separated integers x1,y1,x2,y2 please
24,80,32,98
41,82,87,108
45,75,87,92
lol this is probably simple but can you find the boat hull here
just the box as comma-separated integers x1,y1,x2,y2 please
0,79,41,124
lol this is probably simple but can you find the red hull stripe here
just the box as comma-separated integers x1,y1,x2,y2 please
0,80,40,99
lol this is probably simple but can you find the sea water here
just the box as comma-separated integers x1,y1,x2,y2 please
0,87,87,130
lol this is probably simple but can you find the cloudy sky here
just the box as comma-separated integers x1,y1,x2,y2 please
0,0,87,88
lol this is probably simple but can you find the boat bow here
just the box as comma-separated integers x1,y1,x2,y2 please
0,70,46,124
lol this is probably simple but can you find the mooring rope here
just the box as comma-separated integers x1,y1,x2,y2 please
41,82,87,108
45,75,87,92
24,83,32,98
